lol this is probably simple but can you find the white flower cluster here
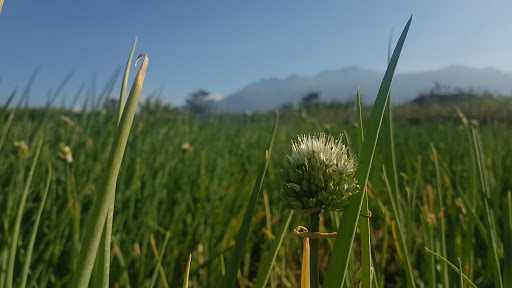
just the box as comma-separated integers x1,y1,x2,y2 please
289,134,356,175
284,133,358,210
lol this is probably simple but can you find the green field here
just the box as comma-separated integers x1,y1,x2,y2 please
1,100,511,287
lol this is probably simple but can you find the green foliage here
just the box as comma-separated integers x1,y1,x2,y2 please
0,98,511,287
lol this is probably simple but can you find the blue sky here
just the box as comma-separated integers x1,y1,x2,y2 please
0,0,510,105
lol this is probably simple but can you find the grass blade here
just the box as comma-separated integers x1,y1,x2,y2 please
71,54,149,288
5,138,43,288
425,248,477,288
382,167,415,287
19,164,52,288
149,233,171,288
224,113,279,287
357,89,372,288
504,191,512,287
183,254,192,288
0,111,15,153
93,38,140,288
118,37,138,124
471,127,503,287
381,95,416,286
356,88,365,153
324,16,412,288
253,210,294,288
431,146,449,287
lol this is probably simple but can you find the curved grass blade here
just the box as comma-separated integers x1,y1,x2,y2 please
425,248,477,288
253,210,294,288
356,88,365,153
471,127,503,287
71,55,149,288
324,16,412,288
0,110,15,153
19,164,52,288
504,192,512,287
224,113,279,287
356,88,373,288
431,146,449,287
382,167,415,287
149,233,171,288
381,90,416,286
119,37,138,124
183,254,192,288
93,38,140,288
5,138,43,288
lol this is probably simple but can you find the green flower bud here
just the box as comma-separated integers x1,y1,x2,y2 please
283,133,358,211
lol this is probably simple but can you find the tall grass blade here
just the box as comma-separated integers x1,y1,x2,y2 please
504,192,512,287
431,146,449,287
381,86,416,286
16,68,40,109
253,210,294,288
2,88,17,110
93,38,140,288
5,138,43,288
324,16,411,288
425,248,477,288
149,233,171,288
470,127,503,287
183,254,192,288
0,111,15,153
357,89,372,288
382,167,415,287
19,164,52,288
119,37,138,123
356,88,365,152
224,114,279,287
71,54,149,288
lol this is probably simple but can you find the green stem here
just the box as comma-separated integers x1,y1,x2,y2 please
310,211,320,288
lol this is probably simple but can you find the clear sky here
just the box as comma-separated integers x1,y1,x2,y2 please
0,0,510,105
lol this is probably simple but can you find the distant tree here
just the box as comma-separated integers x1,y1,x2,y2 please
300,91,321,107
102,97,119,112
279,102,296,112
140,97,173,113
186,89,212,115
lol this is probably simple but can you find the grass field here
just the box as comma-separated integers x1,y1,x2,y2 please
1,99,511,287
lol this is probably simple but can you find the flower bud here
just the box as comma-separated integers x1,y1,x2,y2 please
13,141,30,160
283,133,358,211
58,143,73,164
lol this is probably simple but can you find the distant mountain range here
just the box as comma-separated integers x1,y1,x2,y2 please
216,65,512,112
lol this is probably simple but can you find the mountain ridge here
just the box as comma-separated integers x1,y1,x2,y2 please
217,65,512,112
